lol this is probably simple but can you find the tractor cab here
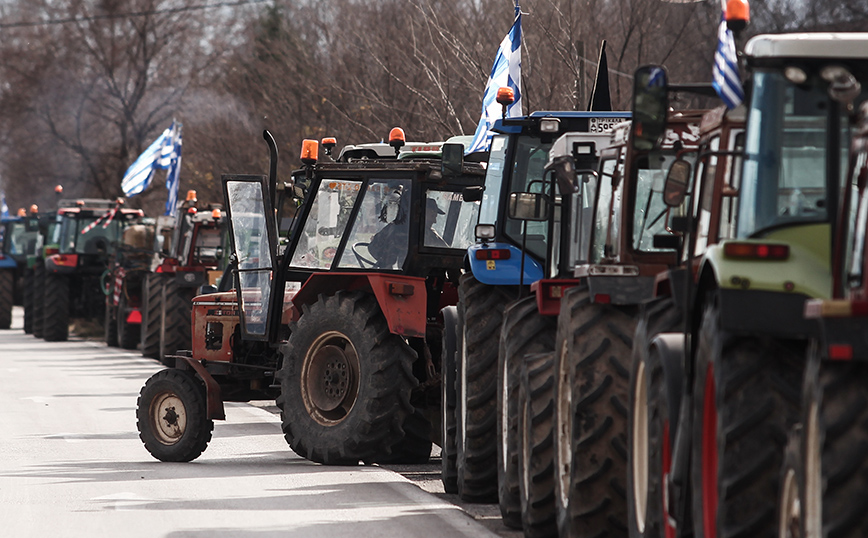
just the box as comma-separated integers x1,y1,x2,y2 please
222,137,485,344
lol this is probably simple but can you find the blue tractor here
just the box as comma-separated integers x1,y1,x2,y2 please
439,110,630,506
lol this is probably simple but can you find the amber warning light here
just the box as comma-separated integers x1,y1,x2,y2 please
301,139,319,165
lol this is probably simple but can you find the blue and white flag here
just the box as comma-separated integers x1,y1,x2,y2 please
121,121,183,210
162,125,182,216
465,4,522,155
0,193,8,218
712,12,744,109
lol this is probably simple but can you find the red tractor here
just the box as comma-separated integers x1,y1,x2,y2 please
138,191,226,363
136,131,485,464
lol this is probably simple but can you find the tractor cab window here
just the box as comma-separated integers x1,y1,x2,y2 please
3,221,26,255
192,225,224,266
338,179,411,270
567,170,598,270
632,149,681,252
422,190,479,250
738,70,848,237
478,135,509,227
58,214,121,255
846,150,868,290
503,135,554,260
291,179,363,270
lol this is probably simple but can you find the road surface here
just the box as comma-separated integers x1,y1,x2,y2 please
0,307,516,537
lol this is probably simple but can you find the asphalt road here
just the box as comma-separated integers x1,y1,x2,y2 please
0,306,519,537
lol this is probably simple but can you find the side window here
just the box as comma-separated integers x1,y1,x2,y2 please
337,179,411,270
846,152,868,291
422,190,479,250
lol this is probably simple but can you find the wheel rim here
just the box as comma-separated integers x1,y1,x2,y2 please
460,322,468,458
556,338,572,509
301,330,360,425
702,364,718,538
779,465,801,538
150,391,187,445
632,360,649,533
804,399,820,538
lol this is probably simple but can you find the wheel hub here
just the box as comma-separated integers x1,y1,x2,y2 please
308,344,352,412
151,392,186,445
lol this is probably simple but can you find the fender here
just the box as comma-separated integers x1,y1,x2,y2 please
292,272,428,338
467,242,544,286
178,356,226,421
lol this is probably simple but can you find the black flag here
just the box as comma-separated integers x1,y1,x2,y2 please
588,40,612,111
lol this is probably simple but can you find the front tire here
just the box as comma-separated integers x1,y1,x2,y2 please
277,291,418,465
31,263,45,338
136,368,213,462
105,295,119,347
22,270,33,333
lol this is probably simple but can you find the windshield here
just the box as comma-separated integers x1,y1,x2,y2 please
503,136,554,260
291,179,363,269
738,70,849,237
633,150,681,251
336,179,411,270
58,214,122,255
1,221,28,255
479,135,509,226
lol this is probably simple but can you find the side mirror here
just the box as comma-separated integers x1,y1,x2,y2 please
663,159,691,207
508,192,550,221
632,65,670,152
441,143,464,177
462,185,484,202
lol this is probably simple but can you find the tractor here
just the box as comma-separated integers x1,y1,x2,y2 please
135,130,486,465
39,198,144,342
137,191,226,362
626,31,868,538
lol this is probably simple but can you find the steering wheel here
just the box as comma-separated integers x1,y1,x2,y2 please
352,242,378,268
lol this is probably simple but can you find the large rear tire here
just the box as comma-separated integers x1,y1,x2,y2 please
0,269,13,329
141,273,165,359
555,285,633,538
136,368,213,462
793,348,868,538
457,274,515,502
691,296,802,538
519,351,558,538
43,272,70,342
441,305,460,493
499,295,556,528
628,297,682,538
160,278,195,364
277,291,418,465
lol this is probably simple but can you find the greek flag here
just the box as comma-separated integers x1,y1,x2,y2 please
162,125,182,216
712,12,743,109
1,193,8,218
121,121,183,210
465,4,522,155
